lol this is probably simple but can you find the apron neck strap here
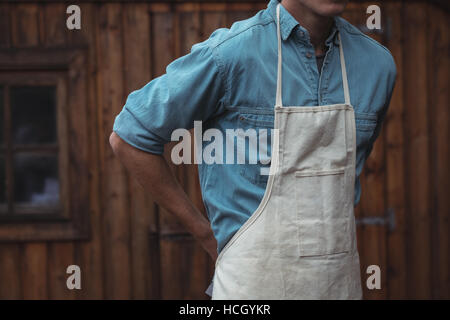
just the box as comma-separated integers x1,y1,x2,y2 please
275,3,283,107
275,3,351,107
338,33,351,105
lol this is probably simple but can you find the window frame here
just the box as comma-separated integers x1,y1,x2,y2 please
0,48,90,241
0,73,70,222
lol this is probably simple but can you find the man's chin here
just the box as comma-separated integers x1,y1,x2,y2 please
315,2,348,17
316,5,347,17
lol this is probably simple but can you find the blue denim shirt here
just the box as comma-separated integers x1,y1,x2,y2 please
113,0,396,253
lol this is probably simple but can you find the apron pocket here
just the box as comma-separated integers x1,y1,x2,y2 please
295,168,350,257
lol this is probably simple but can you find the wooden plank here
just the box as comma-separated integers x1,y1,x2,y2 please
11,4,40,48
384,1,407,300
40,1,81,300
427,4,449,300
358,123,388,300
225,3,261,27
160,235,210,299
147,2,264,14
403,2,432,299
179,5,202,54
97,2,131,299
3,79,13,217
151,10,176,77
41,3,67,47
55,72,71,221
68,2,105,300
0,222,88,242
42,5,75,298
0,4,11,48
10,2,49,301
63,20,91,255
358,160,388,300
201,7,227,39
47,243,75,299
0,48,87,71
0,245,22,299
122,2,161,300
21,243,48,299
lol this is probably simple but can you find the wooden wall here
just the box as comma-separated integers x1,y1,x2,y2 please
0,1,448,299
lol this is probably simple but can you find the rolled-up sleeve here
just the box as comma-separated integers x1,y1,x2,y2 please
113,41,227,154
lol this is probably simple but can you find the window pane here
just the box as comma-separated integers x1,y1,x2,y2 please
11,86,57,145
0,86,3,145
13,154,59,206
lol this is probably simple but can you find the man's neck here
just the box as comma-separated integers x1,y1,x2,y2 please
280,0,334,56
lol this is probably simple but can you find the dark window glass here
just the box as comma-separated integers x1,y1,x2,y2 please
0,87,3,145
0,157,5,204
10,86,57,145
13,154,59,207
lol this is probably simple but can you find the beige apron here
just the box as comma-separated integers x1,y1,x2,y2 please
212,4,362,299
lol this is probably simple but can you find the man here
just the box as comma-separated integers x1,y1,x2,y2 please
110,0,396,299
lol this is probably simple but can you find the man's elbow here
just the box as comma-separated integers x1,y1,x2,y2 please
109,132,125,156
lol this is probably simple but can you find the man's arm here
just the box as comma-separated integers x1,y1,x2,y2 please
109,132,218,261
110,39,226,261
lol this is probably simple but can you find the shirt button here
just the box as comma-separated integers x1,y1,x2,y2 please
306,52,313,58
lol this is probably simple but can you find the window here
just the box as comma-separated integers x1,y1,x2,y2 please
0,49,89,241
0,84,67,221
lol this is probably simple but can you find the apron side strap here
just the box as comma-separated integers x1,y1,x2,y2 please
338,33,351,106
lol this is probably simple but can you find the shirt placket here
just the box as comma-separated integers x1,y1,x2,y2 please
317,43,335,106
295,28,319,105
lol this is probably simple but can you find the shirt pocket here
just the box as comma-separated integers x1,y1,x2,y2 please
355,112,377,150
235,108,274,186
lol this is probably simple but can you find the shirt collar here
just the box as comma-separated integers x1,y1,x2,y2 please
267,0,340,46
